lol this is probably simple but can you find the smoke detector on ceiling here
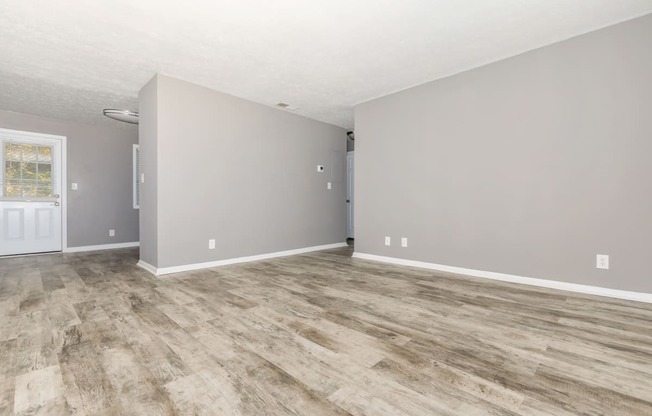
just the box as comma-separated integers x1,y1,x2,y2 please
276,102,299,111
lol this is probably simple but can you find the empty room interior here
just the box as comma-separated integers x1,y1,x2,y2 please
1,1,652,415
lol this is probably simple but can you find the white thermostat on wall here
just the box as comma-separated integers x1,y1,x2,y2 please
317,165,324,172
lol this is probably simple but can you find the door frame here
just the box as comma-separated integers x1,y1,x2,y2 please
0,128,68,252
346,150,354,239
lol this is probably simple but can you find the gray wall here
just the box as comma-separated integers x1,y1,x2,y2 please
140,74,347,269
0,110,139,247
355,14,652,293
138,76,158,266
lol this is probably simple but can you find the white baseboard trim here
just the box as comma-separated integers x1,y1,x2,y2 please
141,242,348,276
352,252,652,304
64,242,140,253
137,260,158,275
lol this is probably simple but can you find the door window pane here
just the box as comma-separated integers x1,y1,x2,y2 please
21,162,37,180
5,144,21,161
37,163,51,181
38,146,52,162
5,180,21,197
23,145,37,162
22,181,37,197
37,185,52,197
5,161,19,179
3,142,54,197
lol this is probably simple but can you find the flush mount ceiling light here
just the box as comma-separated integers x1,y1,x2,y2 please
103,109,139,124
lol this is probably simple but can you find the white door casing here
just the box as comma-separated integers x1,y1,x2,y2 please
346,151,354,239
0,128,67,256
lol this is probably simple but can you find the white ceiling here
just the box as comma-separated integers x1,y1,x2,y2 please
1,1,651,129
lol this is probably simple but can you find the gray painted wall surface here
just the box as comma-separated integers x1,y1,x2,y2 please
138,76,158,266
0,110,139,247
355,14,652,293
347,137,355,152
141,74,347,268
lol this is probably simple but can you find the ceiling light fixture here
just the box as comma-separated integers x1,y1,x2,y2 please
103,109,139,124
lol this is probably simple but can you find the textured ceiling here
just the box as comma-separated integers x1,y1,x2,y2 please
1,1,651,129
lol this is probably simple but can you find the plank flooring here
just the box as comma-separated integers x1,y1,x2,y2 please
1,245,651,415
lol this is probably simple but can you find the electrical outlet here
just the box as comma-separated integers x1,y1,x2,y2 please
109,229,115,237
401,238,408,247
384,236,391,246
597,254,609,269
327,182,332,190
208,239,216,249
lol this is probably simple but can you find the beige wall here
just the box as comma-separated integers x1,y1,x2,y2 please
355,14,652,293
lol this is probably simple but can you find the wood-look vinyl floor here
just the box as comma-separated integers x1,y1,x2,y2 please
1,246,652,415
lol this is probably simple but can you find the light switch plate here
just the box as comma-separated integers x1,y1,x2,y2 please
71,183,78,190
385,236,391,246
597,254,609,269
401,238,408,247
327,182,332,190
109,229,115,237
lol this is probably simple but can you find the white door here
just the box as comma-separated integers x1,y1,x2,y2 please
346,151,354,239
0,129,63,256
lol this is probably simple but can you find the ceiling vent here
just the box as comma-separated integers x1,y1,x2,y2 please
276,102,298,111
